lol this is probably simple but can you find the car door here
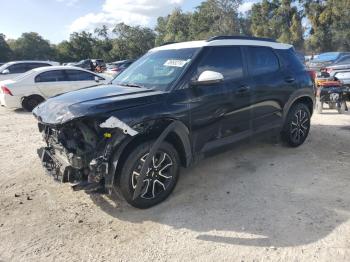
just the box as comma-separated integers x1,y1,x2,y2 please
64,69,101,92
35,70,68,97
243,46,288,131
179,46,251,153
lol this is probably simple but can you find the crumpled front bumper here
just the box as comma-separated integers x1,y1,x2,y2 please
38,147,86,183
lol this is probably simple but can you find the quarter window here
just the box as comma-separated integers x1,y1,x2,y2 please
246,47,280,76
197,46,244,80
35,70,66,82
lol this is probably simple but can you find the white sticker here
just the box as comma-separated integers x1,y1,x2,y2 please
164,59,189,68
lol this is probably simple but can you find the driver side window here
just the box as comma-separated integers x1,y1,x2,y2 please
196,46,244,80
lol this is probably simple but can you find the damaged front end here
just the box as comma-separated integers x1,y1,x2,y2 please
37,116,138,191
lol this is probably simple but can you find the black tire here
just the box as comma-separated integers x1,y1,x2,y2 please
22,96,44,112
117,141,180,209
282,103,311,147
316,98,323,114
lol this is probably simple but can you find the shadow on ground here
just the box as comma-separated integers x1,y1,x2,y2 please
89,123,350,248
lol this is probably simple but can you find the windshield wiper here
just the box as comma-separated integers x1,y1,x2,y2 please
119,83,144,88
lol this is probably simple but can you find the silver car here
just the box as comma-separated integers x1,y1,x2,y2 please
325,55,350,86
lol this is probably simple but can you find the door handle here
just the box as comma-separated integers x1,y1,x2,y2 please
237,85,250,94
285,76,295,83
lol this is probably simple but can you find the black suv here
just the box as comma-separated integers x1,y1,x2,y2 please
33,36,314,209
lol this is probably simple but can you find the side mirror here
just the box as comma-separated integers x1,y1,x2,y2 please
192,70,224,85
2,69,10,75
94,76,100,82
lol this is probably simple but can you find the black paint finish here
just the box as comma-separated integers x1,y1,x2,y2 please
33,45,314,165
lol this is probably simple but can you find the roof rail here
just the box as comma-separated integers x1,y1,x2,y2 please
207,35,276,43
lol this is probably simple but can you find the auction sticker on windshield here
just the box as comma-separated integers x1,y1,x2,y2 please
164,59,190,68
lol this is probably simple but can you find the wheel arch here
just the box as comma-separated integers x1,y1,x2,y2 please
283,90,315,122
105,119,192,191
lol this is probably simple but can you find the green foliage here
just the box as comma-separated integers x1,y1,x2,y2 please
111,23,156,60
250,0,304,49
0,34,13,61
9,32,55,60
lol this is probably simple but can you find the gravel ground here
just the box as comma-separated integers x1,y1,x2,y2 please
0,105,350,262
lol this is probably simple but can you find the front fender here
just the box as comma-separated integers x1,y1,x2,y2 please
104,119,192,192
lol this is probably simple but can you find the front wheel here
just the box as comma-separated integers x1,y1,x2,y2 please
117,141,180,209
282,103,311,147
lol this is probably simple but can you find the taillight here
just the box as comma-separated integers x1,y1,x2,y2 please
1,86,13,96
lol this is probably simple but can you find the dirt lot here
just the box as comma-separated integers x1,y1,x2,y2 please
0,105,350,262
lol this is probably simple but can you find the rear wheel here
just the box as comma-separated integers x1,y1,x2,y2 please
282,103,311,147
117,141,180,209
22,95,44,112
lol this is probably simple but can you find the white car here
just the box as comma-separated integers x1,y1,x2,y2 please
0,66,112,111
0,61,59,81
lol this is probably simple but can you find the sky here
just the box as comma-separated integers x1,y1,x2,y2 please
0,0,258,44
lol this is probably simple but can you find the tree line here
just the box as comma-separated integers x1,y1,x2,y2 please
1,0,349,63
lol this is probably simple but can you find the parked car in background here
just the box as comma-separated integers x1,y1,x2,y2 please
33,36,314,209
73,59,92,70
324,57,350,86
0,66,111,111
73,59,106,72
308,52,350,71
92,59,106,71
0,61,59,81
105,59,135,77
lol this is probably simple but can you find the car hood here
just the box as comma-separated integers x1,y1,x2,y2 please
33,84,166,125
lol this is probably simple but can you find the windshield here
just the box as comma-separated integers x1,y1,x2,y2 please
112,48,199,91
314,52,340,62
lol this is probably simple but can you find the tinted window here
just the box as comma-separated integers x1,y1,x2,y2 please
7,63,28,74
197,46,243,80
278,48,305,71
65,70,96,81
35,70,66,82
27,63,51,70
246,47,280,76
336,56,350,64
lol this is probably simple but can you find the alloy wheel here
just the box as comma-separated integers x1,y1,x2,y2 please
290,109,310,144
131,151,174,199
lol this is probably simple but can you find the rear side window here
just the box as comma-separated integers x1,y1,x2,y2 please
197,46,244,80
65,70,95,81
278,48,305,71
7,63,28,74
27,63,51,70
35,70,66,82
246,47,280,76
